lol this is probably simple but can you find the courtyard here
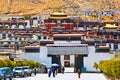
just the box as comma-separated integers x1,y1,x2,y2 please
14,73,107,80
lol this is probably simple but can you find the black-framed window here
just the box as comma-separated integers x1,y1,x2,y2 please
114,44,118,50
96,48,110,52
38,36,41,40
114,35,117,39
43,36,47,39
25,48,40,53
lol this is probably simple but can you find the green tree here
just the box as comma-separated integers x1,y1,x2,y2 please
0,60,7,68
4,60,15,69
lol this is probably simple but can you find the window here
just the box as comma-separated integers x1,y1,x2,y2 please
64,55,70,60
96,48,110,52
106,35,109,39
25,48,40,53
43,36,47,39
114,44,118,50
114,35,117,39
64,55,70,67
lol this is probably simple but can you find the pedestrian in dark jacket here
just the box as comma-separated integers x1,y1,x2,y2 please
48,68,52,77
62,66,65,74
77,69,81,78
52,68,55,77
34,68,37,76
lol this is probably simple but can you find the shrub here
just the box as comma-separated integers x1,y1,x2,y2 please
35,62,40,68
93,62,98,70
98,59,120,79
0,60,40,69
0,60,7,68
4,60,16,69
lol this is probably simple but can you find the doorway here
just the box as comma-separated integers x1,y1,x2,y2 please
75,55,84,72
64,55,70,67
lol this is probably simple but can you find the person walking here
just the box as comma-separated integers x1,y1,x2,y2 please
34,68,37,76
52,68,55,77
62,66,65,74
77,69,81,78
48,68,52,77
45,67,48,73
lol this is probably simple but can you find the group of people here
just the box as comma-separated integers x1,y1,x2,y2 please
34,67,81,78
48,66,65,77
48,67,81,78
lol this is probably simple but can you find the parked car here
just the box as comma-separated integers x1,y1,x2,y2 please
13,67,26,78
22,66,33,76
0,67,13,80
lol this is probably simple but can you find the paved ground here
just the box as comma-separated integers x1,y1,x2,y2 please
13,73,107,80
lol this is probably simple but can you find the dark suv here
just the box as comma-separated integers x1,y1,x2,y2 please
0,67,13,80
13,67,26,78
22,66,33,76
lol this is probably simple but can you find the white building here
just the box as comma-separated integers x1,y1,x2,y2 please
20,34,115,72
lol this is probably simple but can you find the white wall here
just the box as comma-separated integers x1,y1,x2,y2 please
33,20,38,25
0,34,2,39
19,25,24,29
21,53,40,62
118,43,120,50
60,55,64,67
40,46,51,68
25,20,30,28
20,46,51,68
84,46,114,72
70,55,74,67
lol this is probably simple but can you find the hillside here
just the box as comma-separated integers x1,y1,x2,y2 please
0,0,120,15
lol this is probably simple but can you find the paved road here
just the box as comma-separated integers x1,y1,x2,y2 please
13,73,107,80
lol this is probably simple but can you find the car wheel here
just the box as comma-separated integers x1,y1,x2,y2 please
13,75,16,78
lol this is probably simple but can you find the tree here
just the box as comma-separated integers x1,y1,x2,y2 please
0,60,7,68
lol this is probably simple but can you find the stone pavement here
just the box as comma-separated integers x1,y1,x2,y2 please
14,73,107,80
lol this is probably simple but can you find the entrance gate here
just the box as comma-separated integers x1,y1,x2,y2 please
47,44,88,72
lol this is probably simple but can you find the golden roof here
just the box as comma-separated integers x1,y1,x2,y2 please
52,11,66,15
49,11,67,19
104,24,118,29
31,25,38,28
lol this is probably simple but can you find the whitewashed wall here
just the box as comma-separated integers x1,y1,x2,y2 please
33,20,38,25
20,47,51,68
40,46,51,68
84,46,114,72
21,53,40,62
60,55,64,67
25,20,30,28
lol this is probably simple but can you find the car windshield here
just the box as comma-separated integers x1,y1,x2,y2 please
0,69,7,73
14,68,22,70
23,67,29,69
